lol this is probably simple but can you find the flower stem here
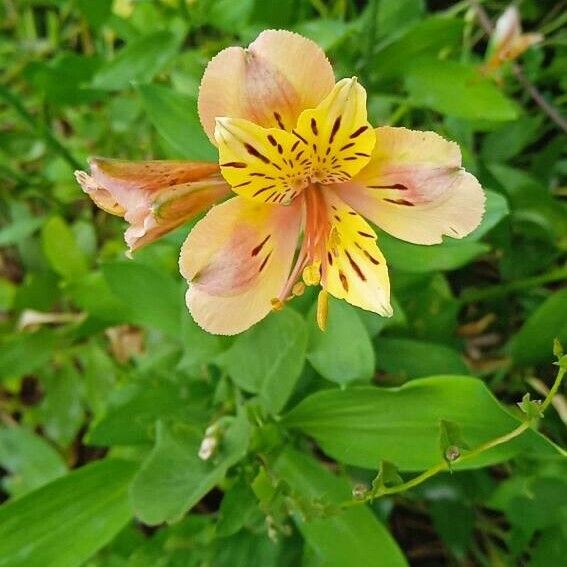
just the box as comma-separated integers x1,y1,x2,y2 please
341,351,566,508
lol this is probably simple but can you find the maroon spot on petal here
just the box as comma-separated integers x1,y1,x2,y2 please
350,125,369,139
339,270,349,292
292,129,308,144
251,234,271,257
310,118,318,136
329,116,342,144
259,251,272,272
244,143,270,164
327,251,333,265
274,112,285,130
221,161,247,168
291,140,300,152
355,152,370,157
234,180,251,188
384,198,415,206
253,184,275,197
345,250,366,281
340,142,355,151
367,183,408,191
358,230,374,238
267,134,277,146
364,250,380,265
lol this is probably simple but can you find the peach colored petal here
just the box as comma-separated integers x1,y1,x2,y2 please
334,127,485,245
198,30,335,144
179,196,302,335
76,158,230,252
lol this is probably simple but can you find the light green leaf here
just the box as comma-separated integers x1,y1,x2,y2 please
405,59,518,121
0,459,136,567
0,217,43,246
307,297,375,385
219,309,307,414
42,217,89,281
283,376,559,471
92,30,181,90
138,84,216,161
130,413,250,525
273,448,408,567
0,427,66,498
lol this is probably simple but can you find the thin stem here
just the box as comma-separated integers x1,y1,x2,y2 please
342,352,566,508
459,267,567,305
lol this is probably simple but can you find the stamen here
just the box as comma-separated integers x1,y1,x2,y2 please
316,290,329,331
271,298,285,311
303,262,321,286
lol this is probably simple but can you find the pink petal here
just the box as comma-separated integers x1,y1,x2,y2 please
179,196,302,335
198,30,335,144
334,127,485,245
76,158,230,252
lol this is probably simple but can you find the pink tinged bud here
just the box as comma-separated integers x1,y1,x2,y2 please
487,6,543,70
75,158,230,253
198,435,218,461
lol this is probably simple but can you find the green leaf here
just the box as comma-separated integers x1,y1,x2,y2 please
374,337,468,378
130,413,250,525
92,31,181,90
405,59,518,121
0,217,43,246
371,17,464,81
102,261,182,337
219,309,307,414
0,330,58,382
41,216,89,281
273,448,408,567
378,231,488,273
283,376,559,471
216,477,258,537
307,297,375,385
0,459,136,567
0,426,66,498
138,84,216,161
464,190,509,241
372,460,403,492
509,289,567,366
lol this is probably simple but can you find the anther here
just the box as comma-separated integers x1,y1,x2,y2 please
271,298,285,311
317,289,329,331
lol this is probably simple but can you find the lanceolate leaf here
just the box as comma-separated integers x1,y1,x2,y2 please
0,459,136,567
283,376,560,471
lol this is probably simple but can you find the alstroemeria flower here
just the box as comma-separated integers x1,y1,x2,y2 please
75,158,230,253
77,30,485,336
485,5,542,73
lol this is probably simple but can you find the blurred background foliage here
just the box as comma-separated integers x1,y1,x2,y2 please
0,0,566,565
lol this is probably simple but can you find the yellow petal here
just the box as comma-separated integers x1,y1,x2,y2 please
335,127,485,245
215,117,312,204
320,191,391,317
179,196,302,335
294,78,376,184
198,30,335,144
